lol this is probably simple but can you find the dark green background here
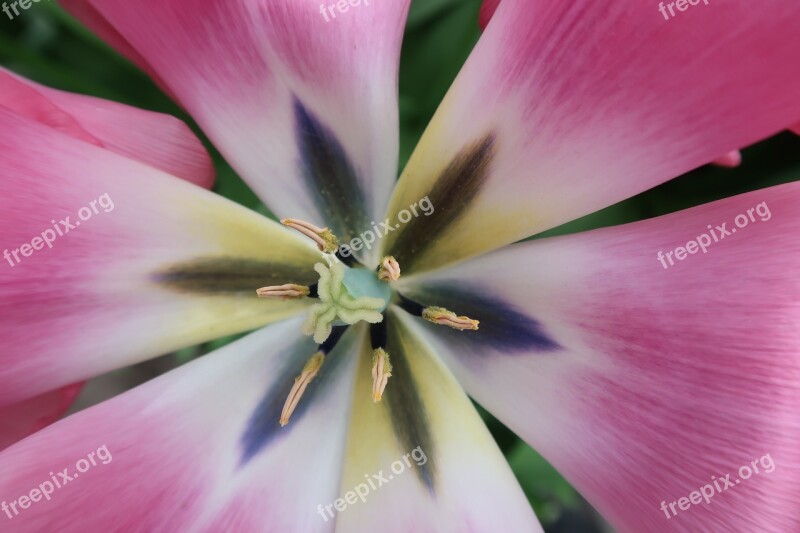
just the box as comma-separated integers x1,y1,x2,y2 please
2,1,797,530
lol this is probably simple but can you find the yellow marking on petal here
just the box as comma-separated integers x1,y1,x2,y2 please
282,218,339,253
378,256,401,282
371,348,393,402
280,352,325,427
255,283,310,300
422,306,479,331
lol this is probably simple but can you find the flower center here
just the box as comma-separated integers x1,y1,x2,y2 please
257,218,480,426
301,259,390,344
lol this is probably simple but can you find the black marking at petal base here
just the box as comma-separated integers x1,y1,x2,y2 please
385,316,437,491
396,294,424,317
239,329,350,465
320,325,348,355
370,320,387,351
400,284,561,353
153,257,317,295
388,134,496,273
294,98,370,252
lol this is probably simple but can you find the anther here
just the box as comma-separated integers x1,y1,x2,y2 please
378,256,401,282
280,352,325,427
281,218,340,254
422,306,479,331
371,348,392,402
256,283,310,300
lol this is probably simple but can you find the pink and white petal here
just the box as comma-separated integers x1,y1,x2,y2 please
335,310,541,532
0,384,83,452
0,67,214,188
398,183,800,531
0,318,359,532
0,107,320,409
383,0,800,273
61,0,411,262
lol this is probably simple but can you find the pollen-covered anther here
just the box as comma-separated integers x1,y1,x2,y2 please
371,348,393,402
422,306,480,331
255,283,310,300
280,352,325,427
378,256,401,282
281,218,340,254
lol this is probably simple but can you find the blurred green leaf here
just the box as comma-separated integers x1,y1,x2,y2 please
407,0,466,27
508,442,582,525
399,0,482,170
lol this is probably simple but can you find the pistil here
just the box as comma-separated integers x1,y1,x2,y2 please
301,262,386,343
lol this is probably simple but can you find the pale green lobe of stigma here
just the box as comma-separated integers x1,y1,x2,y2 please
301,261,389,343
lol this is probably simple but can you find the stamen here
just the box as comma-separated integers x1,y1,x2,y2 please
280,352,324,427
255,283,310,300
371,348,393,402
378,256,401,282
422,306,480,331
281,218,340,254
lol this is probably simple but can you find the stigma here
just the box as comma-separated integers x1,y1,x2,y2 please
301,261,388,344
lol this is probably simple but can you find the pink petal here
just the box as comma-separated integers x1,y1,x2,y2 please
58,1,171,93
384,0,800,273
0,384,83,452
478,0,500,30
0,107,319,409
0,319,359,531
0,67,214,188
61,0,411,253
399,183,800,531
336,312,541,531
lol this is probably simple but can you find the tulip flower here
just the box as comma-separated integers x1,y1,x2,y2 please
0,0,798,531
